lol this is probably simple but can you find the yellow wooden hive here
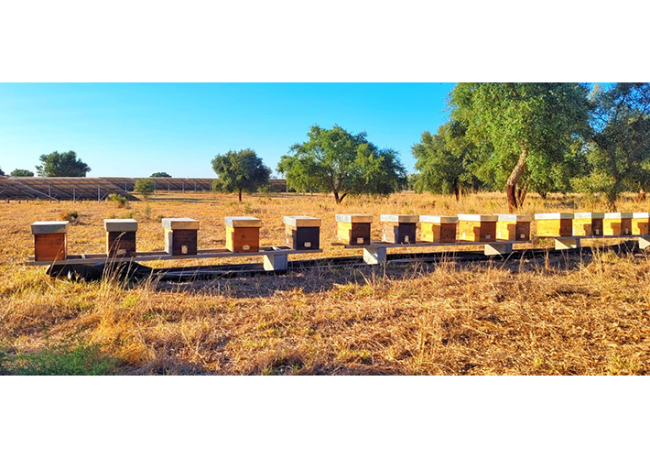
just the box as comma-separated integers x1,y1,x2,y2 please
336,214,373,245
419,215,457,243
225,216,262,253
495,214,532,241
534,213,574,237
457,215,497,242
603,212,633,236
632,212,650,236
572,212,604,237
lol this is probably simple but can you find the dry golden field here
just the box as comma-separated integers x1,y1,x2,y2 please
1,190,650,375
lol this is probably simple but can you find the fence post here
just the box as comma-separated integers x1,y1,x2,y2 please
98,185,101,202
73,185,76,203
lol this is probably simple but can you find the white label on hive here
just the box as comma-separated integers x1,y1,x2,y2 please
357,238,364,244
304,242,311,248
485,235,491,240
286,238,290,244
181,245,188,255
462,232,466,239
595,229,600,235
520,234,525,239
625,228,629,234
498,231,502,238
243,245,250,251
404,236,409,242
117,249,126,256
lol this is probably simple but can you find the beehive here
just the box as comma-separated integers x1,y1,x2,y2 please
458,215,497,242
225,216,261,253
283,216,321,250
632,212,650,236
31,221,68,262
336,214,372,245
534,213,574,237
104,219,138,257
572,212,604,237
603,212,633,236
419,216,457,243
380,214,418,244
495,214,532,241
162,218,199,256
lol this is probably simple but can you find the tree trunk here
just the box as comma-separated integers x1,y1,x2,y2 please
516,186,528,208
238,188,242,203
453,180,460,201
334,191,341,204
505,148,529,212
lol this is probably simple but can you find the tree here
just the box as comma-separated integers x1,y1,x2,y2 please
10,169,35,177
36,151,91,177
412,120,484,200
134,178,155,199
0,166,4,176
277,125,407,204
211,149,271,202
572,83,650,209
150,172,172,177
449,83,590,211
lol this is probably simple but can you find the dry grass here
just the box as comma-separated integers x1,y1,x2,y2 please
1,190,650,375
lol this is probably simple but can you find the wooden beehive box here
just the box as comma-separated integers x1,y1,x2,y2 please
534,213,574,237
225,216,261,253
283,216,321,250
104,219,138,257
603,212,633,236
31,221,68,262
632,212,650,235
380,214,418,244
162,218,199,256
572,212,604,237
419,215,457,243
496,214,532,241
336,214,372,245
458,215,497,242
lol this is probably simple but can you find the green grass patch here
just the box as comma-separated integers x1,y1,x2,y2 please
1,343,121,375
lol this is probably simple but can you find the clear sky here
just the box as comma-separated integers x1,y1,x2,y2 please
0,83,454,178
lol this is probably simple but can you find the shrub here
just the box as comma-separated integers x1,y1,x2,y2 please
107,193,128,208
59,210,79,223
134,179,155,199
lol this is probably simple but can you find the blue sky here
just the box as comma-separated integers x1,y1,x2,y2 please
0,83,454,177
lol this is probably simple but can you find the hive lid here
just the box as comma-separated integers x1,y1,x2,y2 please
104,219,138,232
604,212,633,219
419,215,458,224
335,214,373,223
534,213,574,220
457,214,498,222
574,212,604,219
380,214,419,223
283,216,321,227
225,216,262,227
31,221,69,234
162,218,200,230
495,214,533,222
633,212,650,219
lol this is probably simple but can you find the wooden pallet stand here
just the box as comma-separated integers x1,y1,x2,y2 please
162,218,199,256
225,216,261,253
31,221,68,261
336,214,372,245
632,212,650,236
105,219,138,258
573,212,604,237
380,214,418,244
496,214,532,241
419,215,457,243
604,212,633,236
458,214,498,242
283,216,320,250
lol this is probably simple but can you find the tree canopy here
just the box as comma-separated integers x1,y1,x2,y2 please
211,149,271,202
10,169,35,177
0,166,4,176
150,172,172,178
572,83,650,209
36,151,91,177
411,120,484,200
277,125,407,204
449,83,590,210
